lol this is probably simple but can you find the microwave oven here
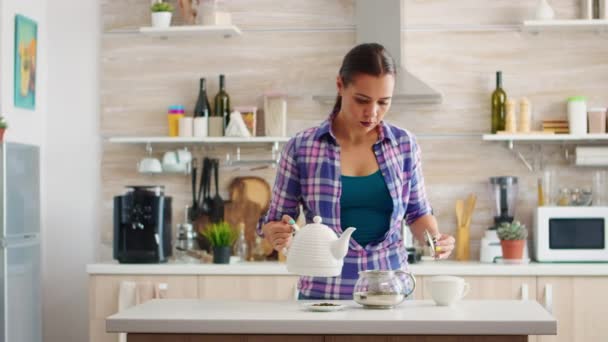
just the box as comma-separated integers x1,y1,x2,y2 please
534,206,608,262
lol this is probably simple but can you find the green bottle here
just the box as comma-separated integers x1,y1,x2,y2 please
491,71,507,134
214,74,231,135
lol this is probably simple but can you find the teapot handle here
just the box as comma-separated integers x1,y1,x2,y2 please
395,270,417,298
281,222,300,256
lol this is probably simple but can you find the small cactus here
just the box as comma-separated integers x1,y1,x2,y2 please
0,116,7,129
497,221,528,241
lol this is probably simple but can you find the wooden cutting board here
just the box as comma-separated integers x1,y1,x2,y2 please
229,176,271,212
224,177,274,258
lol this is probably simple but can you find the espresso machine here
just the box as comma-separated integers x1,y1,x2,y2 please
480,176,519,263
113,185,172,263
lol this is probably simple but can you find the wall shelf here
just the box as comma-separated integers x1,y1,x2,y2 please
107,25,242,38
522,20,608,33
483,133,608,143
106,136,289,144
483,133,608,172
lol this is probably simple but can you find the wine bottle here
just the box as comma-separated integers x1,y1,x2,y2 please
491,71,507,134
194,78,211,118
214,74,231,135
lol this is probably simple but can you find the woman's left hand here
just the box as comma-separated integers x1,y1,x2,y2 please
433,233,456,259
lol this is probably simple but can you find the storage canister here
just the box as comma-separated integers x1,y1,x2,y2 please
263,92,287,137
167,105,185,137
234,106,257,137
567,96,587,135
588,107,606,134
179,117,193,137
518,98,531,133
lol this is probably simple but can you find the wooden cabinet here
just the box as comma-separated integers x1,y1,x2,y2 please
89,275,198,342
420,276,536,301
536,277,608,342
89,274,298,342
198,275,299,300
89,273,607,342
419,276,538,342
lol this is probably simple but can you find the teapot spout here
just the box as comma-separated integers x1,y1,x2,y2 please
331,227,356,260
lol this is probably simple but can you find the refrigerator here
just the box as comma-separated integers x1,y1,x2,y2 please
0,142,42,342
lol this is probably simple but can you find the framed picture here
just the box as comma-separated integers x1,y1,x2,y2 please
14,14,37,110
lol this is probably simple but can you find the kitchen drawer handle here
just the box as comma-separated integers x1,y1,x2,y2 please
543,283,553,314
520,283,529,301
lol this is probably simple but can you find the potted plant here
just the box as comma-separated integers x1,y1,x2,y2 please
0,116,8,142
497,221,528,260
201,221,237,264
150,1,174,28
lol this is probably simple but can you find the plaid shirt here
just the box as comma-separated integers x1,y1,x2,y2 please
258,115,432,299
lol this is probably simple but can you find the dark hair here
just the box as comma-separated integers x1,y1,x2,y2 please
331,43,397,115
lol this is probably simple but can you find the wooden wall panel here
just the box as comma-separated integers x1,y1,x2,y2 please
99,0,608,261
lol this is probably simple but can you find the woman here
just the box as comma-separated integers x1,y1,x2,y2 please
257,43,455,299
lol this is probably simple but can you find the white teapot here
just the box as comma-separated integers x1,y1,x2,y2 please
284,216,356,277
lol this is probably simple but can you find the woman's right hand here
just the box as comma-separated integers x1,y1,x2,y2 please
262,215,295,252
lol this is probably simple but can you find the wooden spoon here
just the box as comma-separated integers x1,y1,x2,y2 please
455,199,464,228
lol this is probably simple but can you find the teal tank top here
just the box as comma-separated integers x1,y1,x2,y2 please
340,169,393,247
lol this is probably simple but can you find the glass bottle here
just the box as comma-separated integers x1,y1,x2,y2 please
234,222,248,262
194,78,211,118
213,74,231,135
491,71,507,134
252,236,266,261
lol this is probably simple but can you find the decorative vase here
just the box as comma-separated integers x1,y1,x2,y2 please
535,0,555,20
500,240,525,259
0,128,5,142
212,246,231,264
151,12,172,28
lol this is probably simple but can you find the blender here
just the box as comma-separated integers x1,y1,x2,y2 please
480,176,519,263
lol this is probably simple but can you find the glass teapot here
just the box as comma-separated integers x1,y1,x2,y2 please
353,270,417,309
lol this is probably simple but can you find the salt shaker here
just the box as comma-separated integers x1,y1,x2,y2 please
504,99,516,132
518,98,531,133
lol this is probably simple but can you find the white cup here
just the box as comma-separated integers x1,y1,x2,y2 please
178,117,193,137
429,276,470,306
137,157,162,174
162,148,191,172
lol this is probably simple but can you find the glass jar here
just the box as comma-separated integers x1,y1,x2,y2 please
263,92,287,137
353,270,416,309
557,188,571,206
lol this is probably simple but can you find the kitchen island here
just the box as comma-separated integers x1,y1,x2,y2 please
106,298,556,342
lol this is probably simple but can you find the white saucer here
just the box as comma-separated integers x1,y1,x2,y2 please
301,302,346,312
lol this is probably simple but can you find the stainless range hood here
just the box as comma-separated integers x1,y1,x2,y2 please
313,0,442,105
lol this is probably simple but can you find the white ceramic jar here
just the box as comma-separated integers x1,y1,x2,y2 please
264,92,287,137
567,96,587,135
588,107,607,134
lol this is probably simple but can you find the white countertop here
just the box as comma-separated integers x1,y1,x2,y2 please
87,260,608,276
106,298,556,335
